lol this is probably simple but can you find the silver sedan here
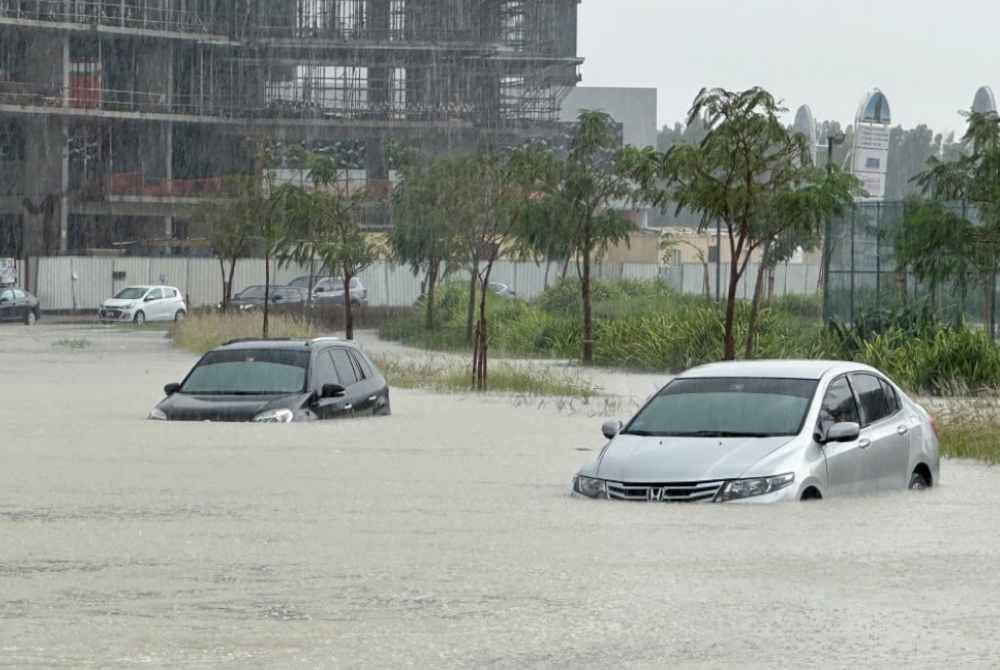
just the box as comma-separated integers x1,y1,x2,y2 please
573,360,941,503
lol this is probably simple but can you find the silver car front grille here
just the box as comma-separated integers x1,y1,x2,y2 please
607,480,725,502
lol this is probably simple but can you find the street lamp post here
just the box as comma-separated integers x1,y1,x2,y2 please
822,132,847,323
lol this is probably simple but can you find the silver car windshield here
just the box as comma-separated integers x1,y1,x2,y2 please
181,349,309,395
624,377,817,438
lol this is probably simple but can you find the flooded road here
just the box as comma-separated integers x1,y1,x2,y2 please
2,325,1000,668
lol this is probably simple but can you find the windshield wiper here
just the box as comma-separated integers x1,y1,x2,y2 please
664,431,781,438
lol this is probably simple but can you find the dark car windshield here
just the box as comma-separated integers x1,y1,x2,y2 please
623,377,817,438
181,348,309,395
114,287,147,300
235,286,266,299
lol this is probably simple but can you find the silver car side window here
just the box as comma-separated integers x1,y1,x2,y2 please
850,374,890,426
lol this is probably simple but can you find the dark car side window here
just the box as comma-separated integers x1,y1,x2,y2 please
313,350,340,387
850,374,891,426
819,376,860,429
330,348,359,386
351,351,372,379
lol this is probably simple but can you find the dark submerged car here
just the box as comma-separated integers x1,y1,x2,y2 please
0,287,40,325
149,338,390,422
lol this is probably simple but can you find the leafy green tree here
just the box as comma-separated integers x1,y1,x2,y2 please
909,110,1000,332
524,110,639,365
191,176,258,311
310,175,382,341
624,87,859,359
390,156,467,330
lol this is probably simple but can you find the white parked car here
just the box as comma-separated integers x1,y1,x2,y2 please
98,286,186,325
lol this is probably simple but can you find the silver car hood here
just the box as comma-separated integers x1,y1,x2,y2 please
597,433,795,482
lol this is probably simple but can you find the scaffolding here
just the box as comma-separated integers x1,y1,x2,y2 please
1,0,581,255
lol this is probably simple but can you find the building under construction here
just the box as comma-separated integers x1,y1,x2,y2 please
0,0,581,257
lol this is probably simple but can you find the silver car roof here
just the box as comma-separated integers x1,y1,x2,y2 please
677,360,880,381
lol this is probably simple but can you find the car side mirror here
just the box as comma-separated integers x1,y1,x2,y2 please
164,382,181,395
822,421,860,444
145,295,156,302
321,383,346,398
602,420,623,439
314,286,325,293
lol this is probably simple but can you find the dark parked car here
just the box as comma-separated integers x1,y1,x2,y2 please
0,287,40,325
229,285,308,313
289,275,369,306
148,338,391,422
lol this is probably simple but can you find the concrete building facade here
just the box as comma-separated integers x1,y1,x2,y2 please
0,1,581,258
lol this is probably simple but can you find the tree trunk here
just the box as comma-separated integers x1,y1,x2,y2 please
702,260,711,301
581,220,594,365
561,256,570,280
226,258,237,310
465,253,479,343
218,257,227,310
543,258,551,290
344,273,354,340
305,255,316,322
744,261,768,359
766,265,776,304
723,254,741,361
472,263,495,391
425,261,438,331
263,254,271,338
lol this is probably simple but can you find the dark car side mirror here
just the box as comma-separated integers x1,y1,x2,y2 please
321,383,346,398
314,286,325,293
602,420,623,439
821,421,861,444
164,382,181,395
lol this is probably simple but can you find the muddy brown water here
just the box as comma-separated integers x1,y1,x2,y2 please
2,325,999,668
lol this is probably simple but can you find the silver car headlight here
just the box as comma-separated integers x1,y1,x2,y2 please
716,473,795,502
253,408,295,423
148,408,167,421
573,475,608,499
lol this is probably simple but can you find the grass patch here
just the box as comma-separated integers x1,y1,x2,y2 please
938,424,1000,464
52,337,91,350
171,311,317,354
371,354,595,398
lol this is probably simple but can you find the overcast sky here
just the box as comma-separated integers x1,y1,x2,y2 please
578,0,1000,139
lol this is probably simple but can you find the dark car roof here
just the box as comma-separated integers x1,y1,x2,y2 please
216,337,361,352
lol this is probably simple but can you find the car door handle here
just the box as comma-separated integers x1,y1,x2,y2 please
897,425,909,436
343,404,353,411
858,438,872,449
368,395,377,402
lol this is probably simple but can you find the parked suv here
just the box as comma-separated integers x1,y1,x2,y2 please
149,337,391,422
229,285,308,313
289,276,368,305
99,286,186,325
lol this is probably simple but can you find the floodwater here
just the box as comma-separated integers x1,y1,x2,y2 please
2,325,1000,669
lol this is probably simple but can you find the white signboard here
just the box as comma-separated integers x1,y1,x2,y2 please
0,258,15,286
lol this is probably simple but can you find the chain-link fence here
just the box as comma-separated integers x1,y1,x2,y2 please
823,201,997,334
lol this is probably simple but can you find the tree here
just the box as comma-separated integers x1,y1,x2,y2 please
624,87,859,359
909,110,1000,333
315,185,380,341
191,176,257,311
390,156,467,330
525,111,638,365
272,155,350,321
466,150,530,390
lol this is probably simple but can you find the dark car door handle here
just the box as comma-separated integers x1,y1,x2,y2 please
858,438,872,449
897,425,908,436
